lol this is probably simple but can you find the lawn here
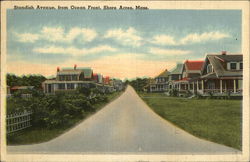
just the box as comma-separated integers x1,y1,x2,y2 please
139,92,242,150
7,91,124,145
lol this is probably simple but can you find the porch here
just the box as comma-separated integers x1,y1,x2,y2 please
191,78,243,96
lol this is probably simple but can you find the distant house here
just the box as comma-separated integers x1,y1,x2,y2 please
148,69,170,92
194,52,243,96
112,79,124,91
174,60,204,93
10,86,34,98
43,65,96,94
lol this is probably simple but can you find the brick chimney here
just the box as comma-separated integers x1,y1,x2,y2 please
57,67,60,72
221,51,227,55
74,64,77,70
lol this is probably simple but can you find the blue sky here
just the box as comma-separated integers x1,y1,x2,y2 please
7,9,242,79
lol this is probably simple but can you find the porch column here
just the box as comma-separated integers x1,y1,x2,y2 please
196,80,199,90
188,83,190,90
193,82,195,93
220,79,222,93
201,80,204,93
179,83,181,91
234,79,236,93
65,83,67,90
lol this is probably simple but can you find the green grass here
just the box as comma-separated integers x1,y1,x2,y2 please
7,91,124,145
139,92,242,150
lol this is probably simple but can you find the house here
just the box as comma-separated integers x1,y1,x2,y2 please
10,86,34,98
168,63,184,89
173,60,204,93
112,79,124,91
193,51,243,96
43,65,96,94
148,69,170,92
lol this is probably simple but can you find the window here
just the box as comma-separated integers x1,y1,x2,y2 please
240,62,243,70
59,75,65,81
207,64,213,73
58,83,65,90
67,83,74,89
72,75,78,81
230,63,237,70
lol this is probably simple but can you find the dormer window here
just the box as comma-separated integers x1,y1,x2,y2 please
230,62,237,70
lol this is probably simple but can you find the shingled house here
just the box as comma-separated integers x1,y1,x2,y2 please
148,69,170,92
193,52,243,96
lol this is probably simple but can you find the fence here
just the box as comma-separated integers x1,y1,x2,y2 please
6,110,32,134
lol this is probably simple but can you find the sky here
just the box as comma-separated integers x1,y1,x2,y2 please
7,9,242,80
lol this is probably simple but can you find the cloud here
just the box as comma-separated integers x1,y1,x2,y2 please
151,31,231,46
151,35,176,46
104,27,142,47
15,26,98,43
33,45,117,56
180,31,230,45
15,33,40,43
149,47,191,56
7,53,177,80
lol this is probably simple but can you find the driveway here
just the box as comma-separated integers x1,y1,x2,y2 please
8,86,239,154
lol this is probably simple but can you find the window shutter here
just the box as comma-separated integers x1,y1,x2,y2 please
227,62,230,70
236,63,240,70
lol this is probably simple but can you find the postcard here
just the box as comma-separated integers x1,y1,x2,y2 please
1,1,249,162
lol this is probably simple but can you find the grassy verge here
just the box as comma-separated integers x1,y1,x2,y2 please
7,91,124,145
139,92,242,150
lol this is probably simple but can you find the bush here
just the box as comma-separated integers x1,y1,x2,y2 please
7,87,111,129
169,89,178,97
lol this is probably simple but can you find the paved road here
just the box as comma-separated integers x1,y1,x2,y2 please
8,86,239,154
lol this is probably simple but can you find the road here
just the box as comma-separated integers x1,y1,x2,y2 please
8,86,239,154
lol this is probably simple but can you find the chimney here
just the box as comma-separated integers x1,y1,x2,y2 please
221,51,227,55
74,64,77,70
57,67,60,72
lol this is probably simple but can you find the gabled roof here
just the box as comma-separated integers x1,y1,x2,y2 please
185,60,204,71
156,69,170,78
170,64,183,74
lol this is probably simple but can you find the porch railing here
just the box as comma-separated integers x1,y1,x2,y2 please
203,89,242,94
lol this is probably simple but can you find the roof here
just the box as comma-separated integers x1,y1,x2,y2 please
209,54,242,62
57,70,82,75
206,54,242,77
57,67,93,78
175,77,189,83
156,69,170,78
185,60,204,71
170,64,184,74
78,68,93,78
11,86,34,90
